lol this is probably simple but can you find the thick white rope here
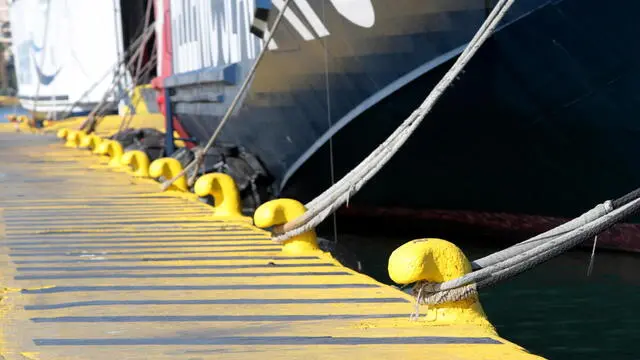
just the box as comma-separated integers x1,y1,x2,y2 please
82,23,157,133
415,197,640,305
472,200,613,269
273,0,517,242
117,2,157,135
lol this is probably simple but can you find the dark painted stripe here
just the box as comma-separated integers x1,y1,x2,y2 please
6,226,249,233
4,214,214,219
3,202,202,207
5,233,254,239
33,336,501,346
1,201,181,205
10,244,276,251
6,222,244,227
5,206,210,212
4,197,204,203
2,204,211,210
13,256,316,264
26,297,408,310
7,238,270,246
19,94,69,100
10,243,275,251
5,229,255,233
2,210,214,215
10,248,280,257
6,224,243,230
3,207,195,211
3,216,214,222
15,271,351,280
41,195,205,201
17,263,335,272
5,233,260,240
22,283,379,294
2,198,205,204
8,220,216,226
6,223,237,228
31,314,407,323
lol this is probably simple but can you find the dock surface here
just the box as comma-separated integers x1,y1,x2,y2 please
0,132,540,359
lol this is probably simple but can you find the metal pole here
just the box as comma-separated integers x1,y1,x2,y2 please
163,87,175,155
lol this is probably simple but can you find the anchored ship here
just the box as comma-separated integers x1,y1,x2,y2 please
9,0,156,117
156,0,640,248
10,0,638,249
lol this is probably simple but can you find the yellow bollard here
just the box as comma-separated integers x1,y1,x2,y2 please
120,150,151,178
92,138,108,154
254,199,319,255
64,130,86,148
56,128,70,140
17,115,36,132
194,173,249,220
388,238,493,330
64,130,78,147
149,158,188,191
94,140,109,156
94,139,124,166
79,134,103,151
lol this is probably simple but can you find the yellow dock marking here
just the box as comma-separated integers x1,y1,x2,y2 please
0,133,543,359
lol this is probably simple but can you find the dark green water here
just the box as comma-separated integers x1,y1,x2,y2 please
336,233,640,359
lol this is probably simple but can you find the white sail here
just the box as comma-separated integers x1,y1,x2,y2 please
10,0,126,114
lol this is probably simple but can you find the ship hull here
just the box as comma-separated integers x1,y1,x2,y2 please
164,0,640,249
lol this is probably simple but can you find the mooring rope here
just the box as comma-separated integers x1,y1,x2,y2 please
471,201,613,269
272,0,517,242
117,51,158,134
414,282,477,307
116,0,158,136
470,183,640,272
160,0,294,191
82,23,157,133
413,195,640,305
56,60,127,122
134,0,155,84
586,235,598,276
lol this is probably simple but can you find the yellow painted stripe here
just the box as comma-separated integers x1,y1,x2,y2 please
0,132,543,359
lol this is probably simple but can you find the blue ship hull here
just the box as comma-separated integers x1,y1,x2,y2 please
166,0,640,242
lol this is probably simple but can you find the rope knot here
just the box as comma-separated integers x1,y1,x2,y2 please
412,281,478,306
194,150,206,162
187,150,207,187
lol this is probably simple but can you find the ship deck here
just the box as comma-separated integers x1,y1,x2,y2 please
0,129,541,359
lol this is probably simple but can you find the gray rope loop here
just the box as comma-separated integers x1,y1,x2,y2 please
413,281,478,306
187,150,207,186
193,150,206,164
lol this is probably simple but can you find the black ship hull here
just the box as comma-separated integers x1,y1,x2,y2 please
164,0,640,250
